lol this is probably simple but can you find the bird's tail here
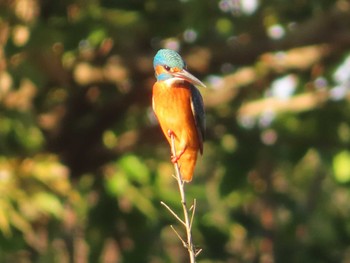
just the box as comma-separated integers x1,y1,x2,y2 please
178,149,198,182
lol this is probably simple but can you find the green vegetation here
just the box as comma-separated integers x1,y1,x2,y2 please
1,0,350,262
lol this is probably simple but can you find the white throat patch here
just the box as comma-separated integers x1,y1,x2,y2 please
163,77,185,87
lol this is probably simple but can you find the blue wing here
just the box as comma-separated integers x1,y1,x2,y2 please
190,85,205,154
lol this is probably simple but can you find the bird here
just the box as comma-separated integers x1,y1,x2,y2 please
152,49,205,182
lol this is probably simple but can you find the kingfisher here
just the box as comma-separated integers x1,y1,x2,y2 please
152,49,205,182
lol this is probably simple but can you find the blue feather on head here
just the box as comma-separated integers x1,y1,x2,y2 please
153,49,205,87
153,49,185,70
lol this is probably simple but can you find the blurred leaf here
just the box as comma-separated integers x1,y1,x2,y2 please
1,0,350,262
88,28,107,47
333,150,350,183
104,165,157,220
9,209,32,236
0,201,11,237
105,169,128,196
29,156,70,194
118,155,150,184
31,192,64,218
125,185,157,221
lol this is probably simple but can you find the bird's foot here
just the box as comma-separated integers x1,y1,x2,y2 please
171,148,185,163
167,129,175,138
171,155,180,163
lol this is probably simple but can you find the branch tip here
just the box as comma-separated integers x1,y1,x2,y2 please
161,133,199,262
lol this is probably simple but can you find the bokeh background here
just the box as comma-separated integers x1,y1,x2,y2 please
1,0,350,262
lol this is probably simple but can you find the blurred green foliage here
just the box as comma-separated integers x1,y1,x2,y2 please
1,0,350,262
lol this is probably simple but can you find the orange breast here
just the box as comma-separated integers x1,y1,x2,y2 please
153,81,200,181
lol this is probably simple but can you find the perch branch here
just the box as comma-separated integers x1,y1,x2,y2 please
160,134,200,262
160,201,186,226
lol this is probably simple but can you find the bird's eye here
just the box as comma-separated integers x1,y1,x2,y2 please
164,65,171,71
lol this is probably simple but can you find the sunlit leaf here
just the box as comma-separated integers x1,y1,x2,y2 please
118,155,150,184
126,185,157,220
9,209,33,235
105,170,128,196
333,150,350,183
0,201,11,237
31,192,64,218
88,28,107,47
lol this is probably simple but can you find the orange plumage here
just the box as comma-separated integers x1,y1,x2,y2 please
152,49,205,182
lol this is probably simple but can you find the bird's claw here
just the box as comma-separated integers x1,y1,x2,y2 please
171,154,180,163
167,129,186,163
171,148,185,163
167,129,175,138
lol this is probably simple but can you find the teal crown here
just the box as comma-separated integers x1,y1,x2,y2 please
153,49,185,70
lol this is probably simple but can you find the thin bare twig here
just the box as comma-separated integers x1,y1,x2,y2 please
189,199,196,230
170,225,187,247
160,134,198,263
160,201,186,226
195,248,203,257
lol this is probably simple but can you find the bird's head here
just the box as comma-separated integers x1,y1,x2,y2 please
153,49,206,88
